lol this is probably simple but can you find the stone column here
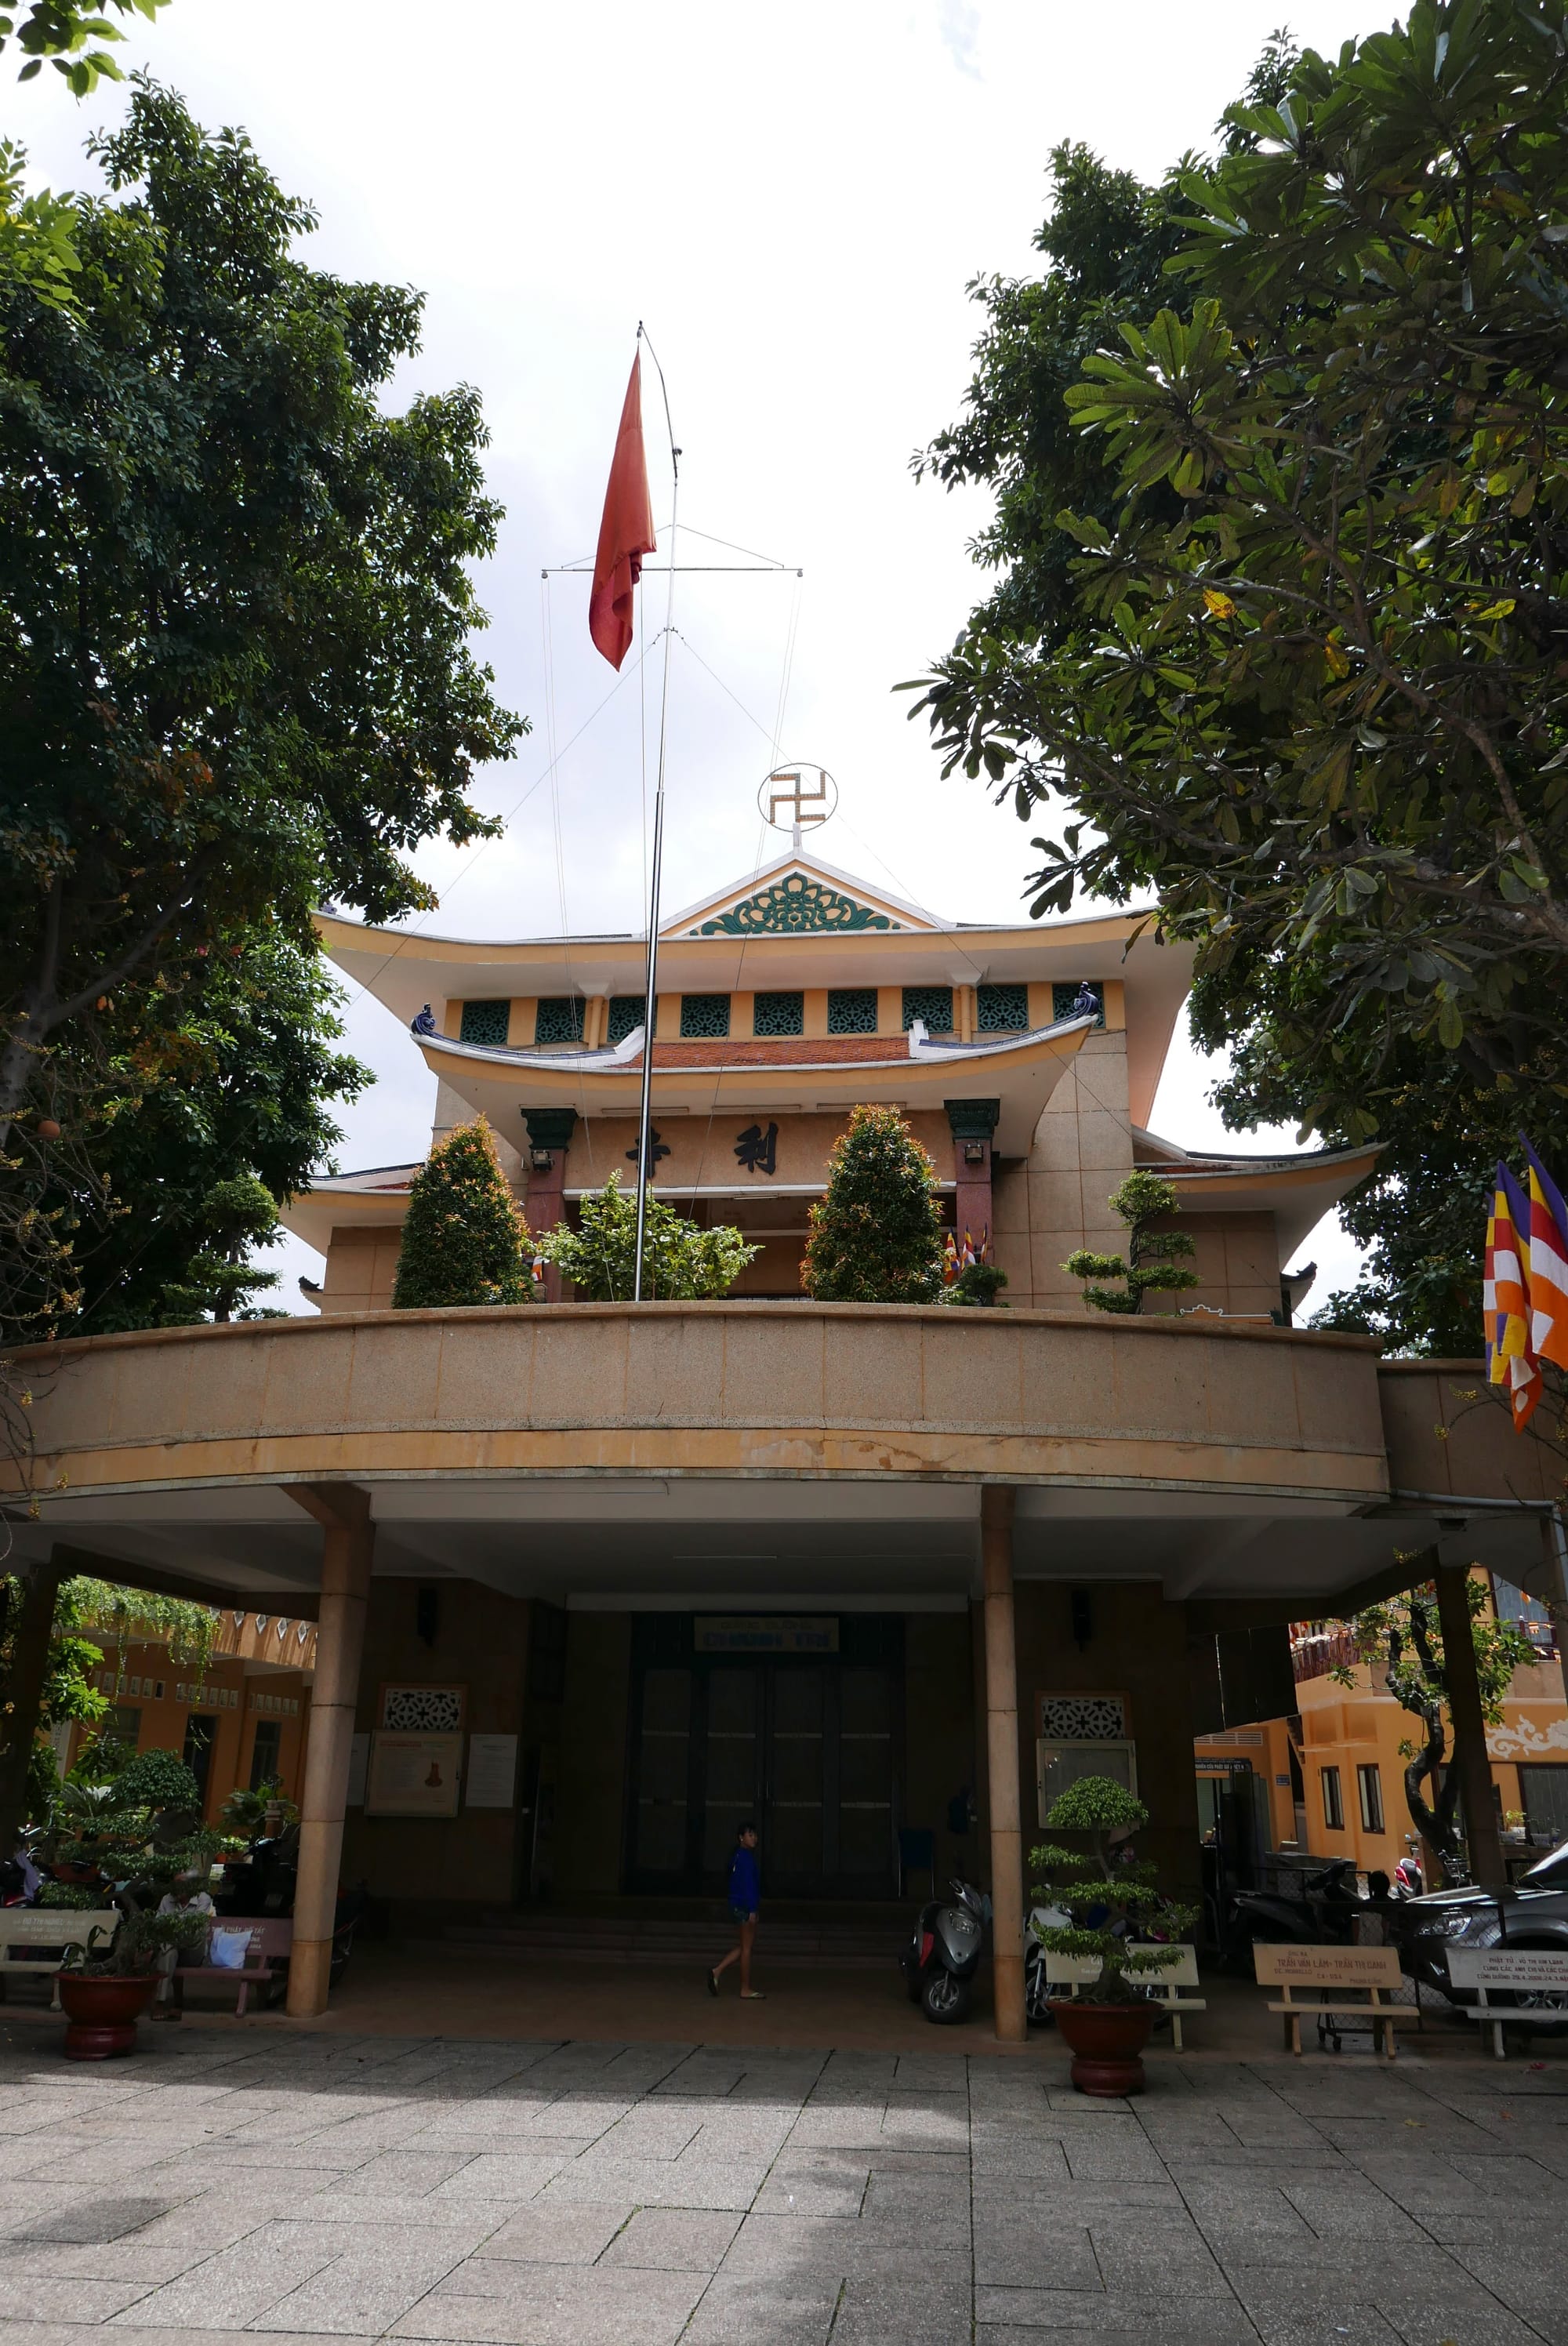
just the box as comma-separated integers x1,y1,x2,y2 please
1435,1560,1506,1892
946,1099,1000,1267
523,1109,578,1302
982,1484,1026,2043
284,1485,373,2017
0,1561,61,1861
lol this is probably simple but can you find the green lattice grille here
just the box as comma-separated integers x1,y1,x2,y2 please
902,986,953,1033
534,997,584,1045
681,993,731,1039
977,983,1029,1032
608,997,652,1044
753,990,804,1037
1053,982,1105,1028
459,999,510,1048
827,989,877,1035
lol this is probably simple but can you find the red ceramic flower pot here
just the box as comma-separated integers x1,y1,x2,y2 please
57,1974,157,2061
1049,1999,1156,2097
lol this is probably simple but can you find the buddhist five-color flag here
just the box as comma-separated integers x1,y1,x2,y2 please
1485,1164,1540,1428
1485,1142,1568,1429
1523,1135,1568,1372
588,350,657,670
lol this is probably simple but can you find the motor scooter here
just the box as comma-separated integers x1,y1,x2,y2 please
901,1876,989,2024
1228,1858,1365,1953
1024,1901,1070,2025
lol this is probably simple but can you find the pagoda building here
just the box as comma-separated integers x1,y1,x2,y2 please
287,845,1377,1315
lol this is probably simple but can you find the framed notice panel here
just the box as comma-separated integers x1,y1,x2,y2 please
365,1730,463,1818
466,1734,519,1810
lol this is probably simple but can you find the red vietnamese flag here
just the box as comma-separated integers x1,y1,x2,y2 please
588,351,656,670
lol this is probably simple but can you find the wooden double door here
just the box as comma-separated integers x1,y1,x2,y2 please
626,1631,901,1899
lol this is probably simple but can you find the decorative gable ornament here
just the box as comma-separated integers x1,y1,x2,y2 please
695,872,901,937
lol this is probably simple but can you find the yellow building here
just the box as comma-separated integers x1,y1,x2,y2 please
1194,1582,1568,1873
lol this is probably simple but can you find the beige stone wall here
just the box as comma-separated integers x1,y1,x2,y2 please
343,1577,532,1908
1144,1210,1280,1321
994,1028,1134,1310
318,1226,403,1316
1012,1580,1203,1901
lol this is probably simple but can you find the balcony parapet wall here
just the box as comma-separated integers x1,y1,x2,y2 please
10,1303,1391,1506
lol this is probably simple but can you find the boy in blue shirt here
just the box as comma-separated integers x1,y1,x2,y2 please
708,1821,763,1999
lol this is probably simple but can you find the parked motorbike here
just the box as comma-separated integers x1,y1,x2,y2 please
1228,1858,1369,1953
1392,1853,1424,1898
901,1876,988,2024
1024,1901,1070,2025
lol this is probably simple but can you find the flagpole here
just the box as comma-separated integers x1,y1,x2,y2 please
633,325,679,1303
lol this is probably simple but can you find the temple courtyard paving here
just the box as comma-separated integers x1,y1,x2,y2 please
1,2018,1566,2346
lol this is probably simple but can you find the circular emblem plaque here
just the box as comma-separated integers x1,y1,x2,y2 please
757,761,837,835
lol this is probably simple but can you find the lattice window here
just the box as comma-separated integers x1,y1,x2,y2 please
459,999,510,1048
1053,982,1104,1028
608,997,650,1046
1040,1693,1127,1741
827,988,877,1035
534,996,584,1045
903,986,953,1033
753,990,804,1037
681,993,731,1039
977,983,1028,1032
381,1685,465,1732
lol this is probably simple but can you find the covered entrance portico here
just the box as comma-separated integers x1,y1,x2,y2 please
7,1301,1559,2038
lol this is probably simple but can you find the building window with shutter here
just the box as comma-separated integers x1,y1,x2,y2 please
827,988,877,1034
459,1000,510,1048
753,990,804,1037
1320,1766,1345,1831
1356,1763,1384,1833
902,986,953,1033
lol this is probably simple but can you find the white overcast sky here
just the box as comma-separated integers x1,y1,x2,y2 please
19,0,1390,1309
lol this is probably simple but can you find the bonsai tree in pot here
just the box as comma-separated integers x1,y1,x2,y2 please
56,1907,209,2061
1029,1775,1197,2097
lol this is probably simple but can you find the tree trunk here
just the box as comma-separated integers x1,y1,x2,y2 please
0,1562,61,1858
1436,1562,1506,1893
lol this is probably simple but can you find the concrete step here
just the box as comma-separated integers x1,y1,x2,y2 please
413,1912,910,1969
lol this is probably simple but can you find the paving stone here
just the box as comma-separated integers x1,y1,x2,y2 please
252,2232,475,2335
391,2260,706,2345
974,2289,1261,2338
109,2219,347,2329
681,2272,840,2344
597,2207,741,2269
470,2206,633,2264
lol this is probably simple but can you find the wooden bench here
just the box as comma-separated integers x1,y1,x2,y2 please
0,1911,119,2007
1446,1946,1568,2060
1254,1942,1416,2060
1042,1946,1206,2047
172,1918,292,2016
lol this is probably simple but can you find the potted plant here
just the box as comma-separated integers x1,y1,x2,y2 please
1029,1775,1198,2097
56,1908,208,2060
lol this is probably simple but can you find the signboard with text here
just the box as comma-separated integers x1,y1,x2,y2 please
693,1617,839,1655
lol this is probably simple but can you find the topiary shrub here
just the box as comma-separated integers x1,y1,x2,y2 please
802,1104,945,1302
114,1749,201,1815
1029,1775,1198,2003
1064,1171,1198,1315
391,1119,533,1309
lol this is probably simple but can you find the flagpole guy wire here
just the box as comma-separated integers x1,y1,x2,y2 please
633,322,680,1304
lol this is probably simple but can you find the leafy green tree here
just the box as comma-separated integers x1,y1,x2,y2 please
151,1175,282,1324
802,1105,945,1303
1,81,522,1152
392,1121,532,1310
1,0,168,93
0,3,170,312
1029,1778,1198,2002
57,921,370,1335
1329,1576,1538,1882
543,1172,757,1302
909,3,1568,1349
1065,1170,1198,1315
